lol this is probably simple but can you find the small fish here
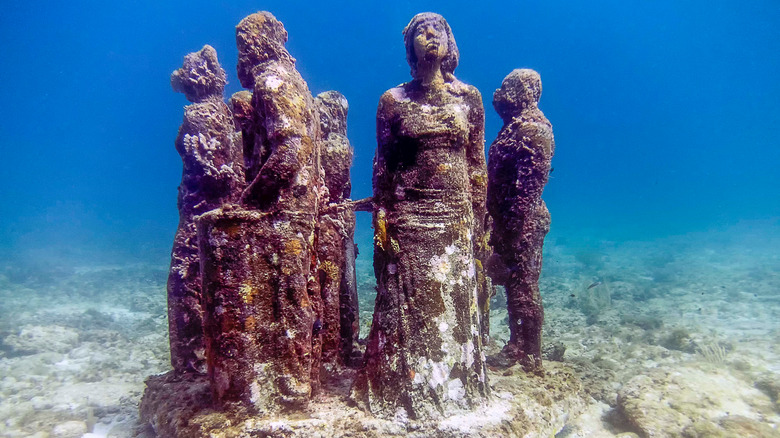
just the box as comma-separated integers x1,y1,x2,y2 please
570,294,576,298
587,281,602,290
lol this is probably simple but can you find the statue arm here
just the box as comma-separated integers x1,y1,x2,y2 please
465,87,488,247
242,84,310,204
373,91,396,209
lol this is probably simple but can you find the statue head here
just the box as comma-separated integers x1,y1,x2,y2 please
236,11,294,89
171,45,227,103
315,91,349,136
493,68,542,122
403,13,459,82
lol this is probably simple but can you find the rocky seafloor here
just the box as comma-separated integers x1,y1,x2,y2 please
1,224,778,437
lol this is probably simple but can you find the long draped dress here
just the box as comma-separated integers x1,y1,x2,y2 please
353,80,489,419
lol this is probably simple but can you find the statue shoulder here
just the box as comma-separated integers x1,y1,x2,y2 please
380,85,411,105
449,79,482,101
377,85,411,118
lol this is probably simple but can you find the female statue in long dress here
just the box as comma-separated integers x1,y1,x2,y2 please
352,13,490,419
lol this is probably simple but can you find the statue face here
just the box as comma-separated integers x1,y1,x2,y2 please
412,20,447,64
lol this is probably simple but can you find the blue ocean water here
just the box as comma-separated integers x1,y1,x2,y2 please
0,2,779,436
1,0,777,265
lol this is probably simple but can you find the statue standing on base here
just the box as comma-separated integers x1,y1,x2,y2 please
487,69,555,372
167,45,244,375
315,91,361,370
196,11,324,412
352,13,490,419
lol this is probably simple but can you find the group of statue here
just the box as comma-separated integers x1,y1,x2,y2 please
162,11,554,421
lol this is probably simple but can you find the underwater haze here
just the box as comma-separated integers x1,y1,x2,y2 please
1,0,778,263
1,1,780,437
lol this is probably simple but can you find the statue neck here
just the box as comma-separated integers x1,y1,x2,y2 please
416,61,445,88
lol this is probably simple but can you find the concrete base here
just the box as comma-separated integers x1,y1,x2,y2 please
138,361,585,438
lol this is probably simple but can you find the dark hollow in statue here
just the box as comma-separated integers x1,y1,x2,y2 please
487,69,555,372
352,13,490,419
167,45,244,375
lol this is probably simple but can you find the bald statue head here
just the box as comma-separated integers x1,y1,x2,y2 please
493,68,542,123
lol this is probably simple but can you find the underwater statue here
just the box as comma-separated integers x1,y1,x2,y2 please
487,69,555,372
167,45,244,375
141,12,582,438
352,12,490,419
314,91,361,369
195,11,325,412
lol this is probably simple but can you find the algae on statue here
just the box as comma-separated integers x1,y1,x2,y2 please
352,13,490,419
196,11,325,411
315,91,360,369
487,69,555,372
166,45,244,375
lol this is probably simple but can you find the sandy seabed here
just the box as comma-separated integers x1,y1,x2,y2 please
1,223,778,437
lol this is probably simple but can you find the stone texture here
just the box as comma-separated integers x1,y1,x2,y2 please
167,45,245,375
139,362,584,438
51,420,87,438
486,68,554,371
314,91,360,369
171,45,227,103
237,12,323,215
197,207,318,412
316,91,352,202
352,13,489,420
191,11,324,412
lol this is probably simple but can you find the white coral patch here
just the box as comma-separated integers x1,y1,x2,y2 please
394,184,406,200
249,381,262,405
294,168,309,186
439,320,449,333
278,114,292,130
389,87,410,102
429,361,449,390
265,75,283,90
461,340,475,369
430,254,451,283
445,244,457,255
467,261,476,279
447,378,466,401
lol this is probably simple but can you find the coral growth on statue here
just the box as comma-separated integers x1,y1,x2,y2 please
140,11,566,438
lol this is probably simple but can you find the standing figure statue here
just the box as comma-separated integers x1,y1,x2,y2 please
167,45,244,375
487,69,555,372
196,12,324,412
314,90,360,370
352,13,489,419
